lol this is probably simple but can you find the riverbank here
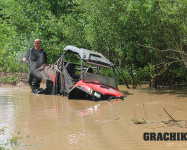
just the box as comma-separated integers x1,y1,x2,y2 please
0,71,186,90
0,72,28,87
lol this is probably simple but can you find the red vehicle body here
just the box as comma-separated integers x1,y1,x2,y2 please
69,79,125,100
41,45,125,101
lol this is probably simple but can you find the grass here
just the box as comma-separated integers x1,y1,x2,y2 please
0,127,28,150
7,131,22,146
131,117,147,124
1,76,20,85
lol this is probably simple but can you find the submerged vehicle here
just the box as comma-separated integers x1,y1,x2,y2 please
41,45,125,101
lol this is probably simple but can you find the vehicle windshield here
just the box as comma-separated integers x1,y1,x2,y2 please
83,72,116,88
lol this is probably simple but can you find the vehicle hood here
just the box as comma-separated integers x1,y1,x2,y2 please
73,80,124,98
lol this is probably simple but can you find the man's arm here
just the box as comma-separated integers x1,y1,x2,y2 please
23,48,31,62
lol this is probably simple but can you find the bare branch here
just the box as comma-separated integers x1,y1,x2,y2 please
181,54,187,68
153,59,187,68
137,42,187,56
163,108,176,122
143,103,148,119
137,42,187,69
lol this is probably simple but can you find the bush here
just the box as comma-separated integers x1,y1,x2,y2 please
1,76,20,85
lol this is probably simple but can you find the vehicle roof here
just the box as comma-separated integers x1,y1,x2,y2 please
63,45,113,67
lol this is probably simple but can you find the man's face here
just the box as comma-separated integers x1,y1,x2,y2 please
34,40,41,50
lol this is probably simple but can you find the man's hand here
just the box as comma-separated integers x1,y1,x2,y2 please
40,64,46,70
22,57,27,62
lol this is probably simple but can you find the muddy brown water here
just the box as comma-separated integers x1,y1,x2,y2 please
0,85,187,150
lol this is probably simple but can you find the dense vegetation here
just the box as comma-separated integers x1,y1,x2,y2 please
0,0,186,88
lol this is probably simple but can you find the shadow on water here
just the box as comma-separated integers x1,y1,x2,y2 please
138,85,187,98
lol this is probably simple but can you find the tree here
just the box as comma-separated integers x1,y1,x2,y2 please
0,0,186,88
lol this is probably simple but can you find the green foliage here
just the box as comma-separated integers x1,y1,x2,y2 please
0,127,27,149
0,0,186,87
7,131,22,146
0,127,6,135
131,117,147,124
1,76,20,85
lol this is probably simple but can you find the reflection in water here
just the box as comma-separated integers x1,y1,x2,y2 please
67,129,90,145
0,96,12,106
0,85,187,150
0,88,23,147
79,100,122,118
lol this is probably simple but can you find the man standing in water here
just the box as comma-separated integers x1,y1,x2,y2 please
22,39,47,93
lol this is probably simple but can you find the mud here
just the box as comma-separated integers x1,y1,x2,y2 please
0,84,187,150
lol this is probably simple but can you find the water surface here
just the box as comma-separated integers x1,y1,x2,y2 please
0,85,187,150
